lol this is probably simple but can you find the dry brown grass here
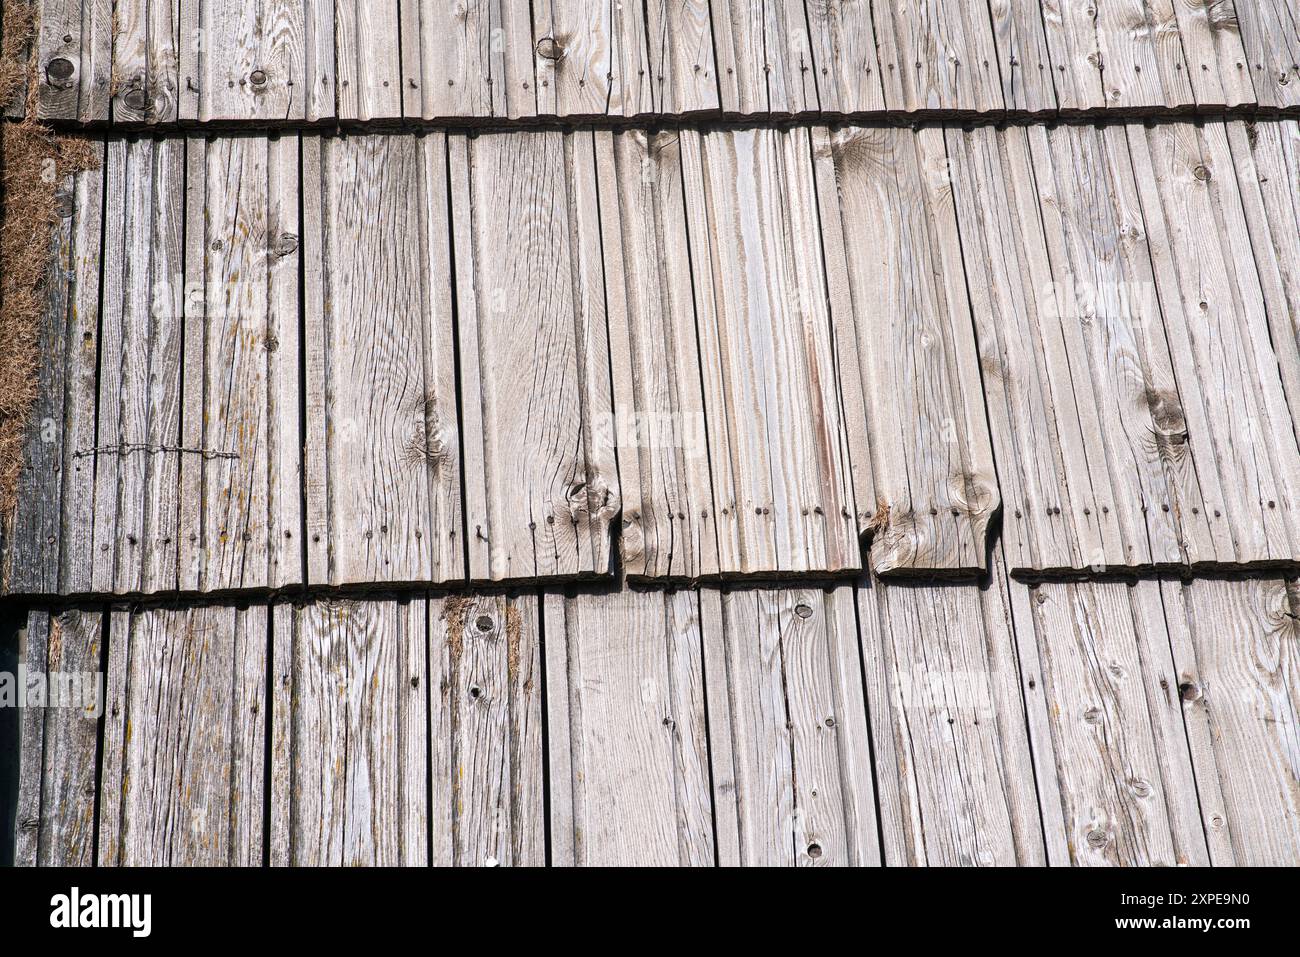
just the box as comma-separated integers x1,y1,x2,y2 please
1,1,99,513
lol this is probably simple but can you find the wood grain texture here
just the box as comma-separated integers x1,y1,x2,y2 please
545,589,713,866
681,127,860,578
1162,577,1300,865
34,0,112,120
184,0,308,121
705,585,880,866
534,0,652,117
1235,0,1300,108
860,563,1045,866
304,134,463,587
450,130,620,582
99,604,265,866
1011,580,1208,866
987,0,1057,112
872,0,1004,112
271,599,428,866
335,0,401,120
815,125,997,576
644,0,720,114
110,0,180,122
713,0,826,114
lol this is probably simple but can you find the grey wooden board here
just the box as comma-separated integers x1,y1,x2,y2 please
1010,580,1208,866
1162,577,1300,865
303,133,463,587
859,562,1046,865
1235,0,1300,108
99,604,266,865
872,0,1005,112
545,588,714,866
815,125,997,576
450,130,620,582
13,610,102,866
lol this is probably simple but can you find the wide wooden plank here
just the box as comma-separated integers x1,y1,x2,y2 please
706,585,880,866
181,0,309,121
1129,120,1300,567
450,130,619,583
533,0,652,117
988,0,1057,112
644,0,721,115
545,589,713,866
679,127,860,578
304,134,462,587
335,0,401,120
860,563,1045,866
872,0,1004,112
1235,0,1300,108
401,0,537,120
13,611,102,866
99,604,265,865
1166,0,1254,107
179,134,303,593
1011,580,1208,866
110,0,179,122
815,125,997,576
948,124,1120,574
1162,577,1300,866
33,0,111,120
431,593,544,866
1039,0,1108,110
800,0,886,114
271,599,427,866
712,0,825,114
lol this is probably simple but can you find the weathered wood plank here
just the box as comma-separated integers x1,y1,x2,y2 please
34,0,112,120
450,131,620,583
872,0,1004,112
271,599,427,866
815,125,997,576
1129,120,1300,567
401,0,537,120
1011,580,1208,866
644,0,720,115
599,130,717,581
1162,577,1300,865
335,0,401,120
13,610,103,866
987,0,1058,112
180,134,303,592
1039,0,1108,111
432,593,544,866
801,0,886,114
304,133,462,587
99,605,265,865
679,127,860,578
1166,0,1254,107
948,124,1120,574
110,0,180,122
545,588,712,866
707,585,880,866
184,0,307,121
860,566,1045,865
1235,0,1300,108
534,0,652,117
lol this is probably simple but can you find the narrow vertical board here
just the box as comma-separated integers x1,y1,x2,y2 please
1129,120,1300,567
34,0,112,120
705,585,880,866
800,0,886,114
1028,123,1212,570
270,599,428,866
987,0,1057,112
1038,0,1108,110
679,127,860,578
1162,578,1300,865
4,164,76,595
872,0,1004,112
599,130,716,581
110,0,180,122
335,0,401,120
98,605,266,865
544,589,712,866
187,0,308,121
179,134,303,593
430,593,544,865
533,0,652,117
1011,581,1208,866
304,134,463,587
1235,0,1300,108
948,125,1124,574
13,611,103,866
643,0,720,115
450,131,620,583
815,126,997,576
859,567,1045,866
401,0,537,119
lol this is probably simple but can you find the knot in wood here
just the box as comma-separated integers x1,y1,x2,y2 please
46,57,75,84
794,603,813,619
475,615,495,633
1193,164,1211,182
250,69,268,88
536,37,564,61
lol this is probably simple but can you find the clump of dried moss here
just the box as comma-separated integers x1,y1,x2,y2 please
1,1,99,512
